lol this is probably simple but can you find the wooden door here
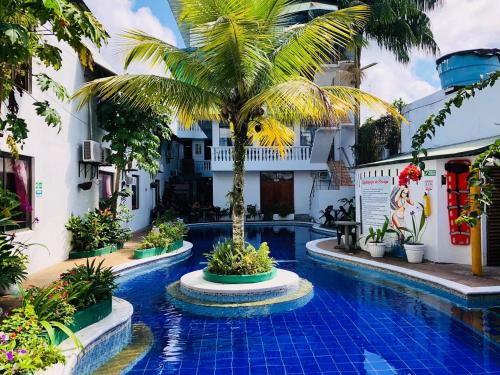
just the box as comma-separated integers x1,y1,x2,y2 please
260,172,294,214
487,167,500,266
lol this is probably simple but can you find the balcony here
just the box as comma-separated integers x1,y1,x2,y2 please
194,160,212,177
211,146,327,171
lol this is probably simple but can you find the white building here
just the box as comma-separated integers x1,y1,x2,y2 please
0,28,166,274
355,49,500,266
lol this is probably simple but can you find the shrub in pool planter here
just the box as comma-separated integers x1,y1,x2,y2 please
52,298,112,344
134,222,187,259
204,240,276,278
68,244,118,259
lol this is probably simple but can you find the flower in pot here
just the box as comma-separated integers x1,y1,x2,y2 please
364,217,395,258
399,204,427,263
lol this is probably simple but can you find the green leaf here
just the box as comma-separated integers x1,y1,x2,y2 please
34,101,62,129
36,74,68,101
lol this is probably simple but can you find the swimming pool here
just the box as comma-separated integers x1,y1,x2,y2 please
116,224,500,374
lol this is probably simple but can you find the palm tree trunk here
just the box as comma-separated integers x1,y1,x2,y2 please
112,165,122,217
231,127,246,252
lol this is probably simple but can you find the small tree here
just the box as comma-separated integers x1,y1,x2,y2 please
96,101,171,212
0,0,107,156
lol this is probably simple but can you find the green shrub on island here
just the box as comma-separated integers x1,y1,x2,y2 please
139,222,188,250
139,229,171,250
205,240,276,275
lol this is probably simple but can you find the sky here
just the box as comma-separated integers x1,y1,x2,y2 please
85,0,500,106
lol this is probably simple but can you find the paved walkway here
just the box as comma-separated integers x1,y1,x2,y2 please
24,229,148,288
317,239,500,288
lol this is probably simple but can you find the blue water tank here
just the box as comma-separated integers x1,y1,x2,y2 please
436,49,500,90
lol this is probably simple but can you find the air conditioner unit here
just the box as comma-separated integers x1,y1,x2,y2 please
101,147,112,165
82,140,102,163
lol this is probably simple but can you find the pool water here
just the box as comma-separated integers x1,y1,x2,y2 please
117,224,500,375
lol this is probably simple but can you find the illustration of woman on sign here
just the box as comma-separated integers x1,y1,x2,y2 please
390,184,414,229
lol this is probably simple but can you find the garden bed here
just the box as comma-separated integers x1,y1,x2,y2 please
53,298,113,345
134,240,184,259
68,244,118,259
202,267,277,284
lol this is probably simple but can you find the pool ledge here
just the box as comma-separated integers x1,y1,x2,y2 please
306,238,500,299
112,241,193,274
39,297,133,375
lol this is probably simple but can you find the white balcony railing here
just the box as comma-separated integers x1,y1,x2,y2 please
211,146,324,171
212,146,311,163
194,160,211,174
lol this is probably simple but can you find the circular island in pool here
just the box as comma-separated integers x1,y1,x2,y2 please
167,267,313,316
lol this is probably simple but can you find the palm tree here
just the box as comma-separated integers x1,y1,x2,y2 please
74,0,400,253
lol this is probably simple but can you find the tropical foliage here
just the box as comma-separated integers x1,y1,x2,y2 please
96,101,172,211
74,0,401,255
338,0,440,64
139,221,187,250
0,304,66,374
205,240,275,275
410,71,500,226
365,217,394,243
357,99,404,164
59,259,117,310
65,208,131,252
0,0,107,156
399,203,427,245
0,190,32,290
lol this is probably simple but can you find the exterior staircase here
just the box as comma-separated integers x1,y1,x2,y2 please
328,160,354,188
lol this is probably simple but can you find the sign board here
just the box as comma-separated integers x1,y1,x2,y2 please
424,170,436,176
35,182,43,197
360,176,391,232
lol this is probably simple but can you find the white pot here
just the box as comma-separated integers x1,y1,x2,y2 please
367,242,386,258
404,244,425,263
273,213,294,221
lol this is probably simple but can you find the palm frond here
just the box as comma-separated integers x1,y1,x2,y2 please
72,74,221,126
271,5,370,81
118,30,212,87
248,117,294,157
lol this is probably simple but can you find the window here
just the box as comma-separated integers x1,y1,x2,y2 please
0,154,32,229
131,175,139,210
300,126,314,147
99,172,114,200
218,122,233,146
194,143,202,155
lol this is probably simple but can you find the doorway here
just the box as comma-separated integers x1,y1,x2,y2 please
487,167,500,266
260,172,294,214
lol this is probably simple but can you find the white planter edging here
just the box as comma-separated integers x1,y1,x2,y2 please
112,241,193,274
38,297,133,375
305,238,500,296
404,244,425,263
273,213,294,221
366,242,385,258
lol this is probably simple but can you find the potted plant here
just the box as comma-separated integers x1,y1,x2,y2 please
203,240,276,283
273,203,294,221
400,204,427,263
364,217,395,258
246,204,260,221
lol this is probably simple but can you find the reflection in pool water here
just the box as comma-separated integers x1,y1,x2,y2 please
117,224,500,374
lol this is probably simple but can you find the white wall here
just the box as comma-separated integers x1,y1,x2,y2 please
0,37,162,273
402,83,500,153
212,171,261,210
355,158,478,265
293,171,314,215
310,187,355,223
